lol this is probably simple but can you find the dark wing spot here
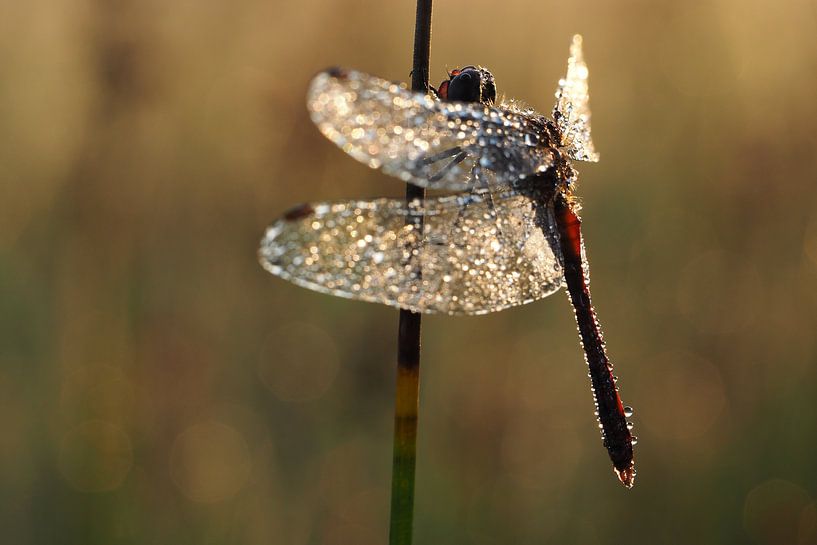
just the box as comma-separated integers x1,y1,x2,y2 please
326,67,347,79
283,203,315,221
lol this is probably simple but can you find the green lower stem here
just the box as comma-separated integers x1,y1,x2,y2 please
389,309,422,545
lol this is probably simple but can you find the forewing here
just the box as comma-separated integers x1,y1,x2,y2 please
553,35,600,163
259,189,564,315
308,68,554,191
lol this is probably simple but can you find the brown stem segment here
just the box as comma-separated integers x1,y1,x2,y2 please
554,195,636,488
389,312,421,545
389,1,432,543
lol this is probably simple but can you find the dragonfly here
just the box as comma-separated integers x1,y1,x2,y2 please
259,35,636,488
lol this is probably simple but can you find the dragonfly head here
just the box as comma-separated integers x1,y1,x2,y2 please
437,66,496,105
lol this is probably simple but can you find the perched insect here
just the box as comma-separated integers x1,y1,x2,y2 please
259,35,636,487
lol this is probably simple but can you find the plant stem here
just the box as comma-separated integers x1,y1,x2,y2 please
390,311,422,545
389,2,432,544
410,0,433,94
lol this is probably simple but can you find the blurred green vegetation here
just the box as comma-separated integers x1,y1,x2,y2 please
2,0,817,543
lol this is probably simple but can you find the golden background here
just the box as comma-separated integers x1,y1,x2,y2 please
2,0,817,543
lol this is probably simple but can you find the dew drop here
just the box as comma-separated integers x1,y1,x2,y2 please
623,406,634,418
631,436,638,446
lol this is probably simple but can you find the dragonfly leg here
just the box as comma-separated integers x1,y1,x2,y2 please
427,150,468,183
420,146,463,166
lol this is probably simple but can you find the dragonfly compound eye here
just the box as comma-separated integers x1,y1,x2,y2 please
447,67,490,104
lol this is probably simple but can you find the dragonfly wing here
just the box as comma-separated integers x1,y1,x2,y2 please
308,68,554,191
259,187,564,315
553,35,600,163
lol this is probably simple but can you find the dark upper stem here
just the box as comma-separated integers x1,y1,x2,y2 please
410,0,433,94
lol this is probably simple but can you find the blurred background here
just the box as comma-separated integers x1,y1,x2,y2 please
2,0,817,543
